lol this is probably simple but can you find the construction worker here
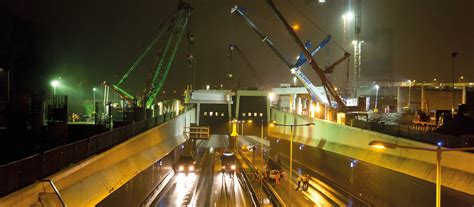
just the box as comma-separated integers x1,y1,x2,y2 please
302,174,310,190
275,171,281,185
295,174,302,190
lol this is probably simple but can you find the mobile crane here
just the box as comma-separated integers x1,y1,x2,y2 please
231,3,349,110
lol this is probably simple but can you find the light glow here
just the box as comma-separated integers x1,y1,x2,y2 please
51,80,60,87
371,145,386,149
342,12,354,21
292,24,300,31
268,92,275,101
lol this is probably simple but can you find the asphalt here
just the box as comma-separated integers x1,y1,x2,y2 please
238,135,371,207
153,135,252,207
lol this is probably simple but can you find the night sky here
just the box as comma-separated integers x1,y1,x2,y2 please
2,0,474,101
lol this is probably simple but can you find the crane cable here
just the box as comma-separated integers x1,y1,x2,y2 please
116,10,176,86
285,0,349,54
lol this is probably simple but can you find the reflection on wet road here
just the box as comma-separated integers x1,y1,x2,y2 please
153,135,252,207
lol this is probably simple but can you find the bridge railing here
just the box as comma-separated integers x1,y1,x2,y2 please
0,108,190,196
351,119,474,148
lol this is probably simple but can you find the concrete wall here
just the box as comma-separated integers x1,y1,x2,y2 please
0,109,194,207
269,109,474,195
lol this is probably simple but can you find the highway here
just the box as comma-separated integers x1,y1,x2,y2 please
238,135,371,207
152,135,251,207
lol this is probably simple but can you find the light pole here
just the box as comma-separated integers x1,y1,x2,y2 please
270,122,315,207
235,119,251,150
369,140,474,207
51,80,60,95
93,87,97,103
451,52,458,118
407,80,411,109
374,84,380,112
350,160,357,185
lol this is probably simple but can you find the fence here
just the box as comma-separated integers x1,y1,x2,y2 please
350,119,474,148
0,110,183,196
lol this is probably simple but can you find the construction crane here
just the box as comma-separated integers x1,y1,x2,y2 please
104,2,192,108
228,44,267,89
231,3,348,110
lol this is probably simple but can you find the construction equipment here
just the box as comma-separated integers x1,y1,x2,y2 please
265,0,346,110
231,4,348,110
228,44,267,89
105,2,192,109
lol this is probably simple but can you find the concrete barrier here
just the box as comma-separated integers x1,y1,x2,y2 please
0,109,194,207
268,109,474,195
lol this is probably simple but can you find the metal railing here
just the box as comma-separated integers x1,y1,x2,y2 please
0,109,187,196
350,119,474,148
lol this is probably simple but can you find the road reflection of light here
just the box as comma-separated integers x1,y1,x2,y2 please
302,187,325,207
174,172,197,204
308,178,345,206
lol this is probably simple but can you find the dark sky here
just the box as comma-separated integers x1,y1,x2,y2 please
4,0,474,98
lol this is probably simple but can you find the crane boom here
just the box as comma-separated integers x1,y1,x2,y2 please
265,0,346,110
231,5,338,107
144,2,192,108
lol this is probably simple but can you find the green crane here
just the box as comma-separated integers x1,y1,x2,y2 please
106,2,192,108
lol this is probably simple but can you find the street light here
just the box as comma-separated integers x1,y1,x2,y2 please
369,140,474,207
342,12,354,21
291,24,300,31
407,80,412,109
374,84,380,112
451,52,458,118
50,80,60,95
93,87,97,103
235,119,252,150
270,122,315,207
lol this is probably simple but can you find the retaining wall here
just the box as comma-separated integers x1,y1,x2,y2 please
268,109,474,195
0,109,194,207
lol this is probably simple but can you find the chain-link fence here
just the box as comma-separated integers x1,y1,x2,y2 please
0,110,185,196
351,119,474,148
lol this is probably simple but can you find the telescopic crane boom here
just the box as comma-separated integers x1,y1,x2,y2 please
265,0,346,110
231,5,348,110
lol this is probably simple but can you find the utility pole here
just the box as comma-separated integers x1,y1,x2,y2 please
451,52,458,118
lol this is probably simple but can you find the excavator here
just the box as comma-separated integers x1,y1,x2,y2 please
104,2,192,109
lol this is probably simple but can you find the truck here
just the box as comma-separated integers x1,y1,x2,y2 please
221,151,237,173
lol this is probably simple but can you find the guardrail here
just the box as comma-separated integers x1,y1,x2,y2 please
351,119,474,148
0,109,188,197
238,151,285,207
236,168,260,207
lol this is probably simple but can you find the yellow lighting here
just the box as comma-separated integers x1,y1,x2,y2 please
292,24,300,31
315,102,321,113
247,120,253,123
371,145,386,149
269,123,275,127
